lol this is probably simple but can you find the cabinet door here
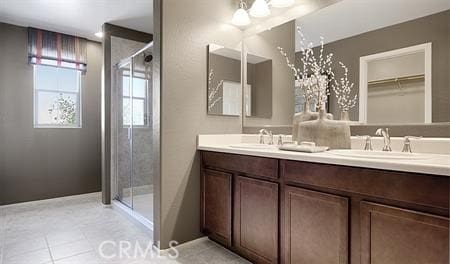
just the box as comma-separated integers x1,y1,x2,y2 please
234,176,279,264
202,169,232,246
361,202,449,264
283,186,349,264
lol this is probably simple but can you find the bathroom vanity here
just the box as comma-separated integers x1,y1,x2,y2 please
198,135,450,264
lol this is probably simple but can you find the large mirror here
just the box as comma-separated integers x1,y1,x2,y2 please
242,0,449,128
207,44,242,116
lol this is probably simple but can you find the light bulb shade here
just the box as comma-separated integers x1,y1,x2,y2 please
94,31,104,38
249,0,271,17
270,0,294,8
232,8,251,26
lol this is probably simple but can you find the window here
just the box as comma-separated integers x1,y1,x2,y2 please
122,72,150,127
34,65,81,128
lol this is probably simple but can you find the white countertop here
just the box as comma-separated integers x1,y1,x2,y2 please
197,134,450,177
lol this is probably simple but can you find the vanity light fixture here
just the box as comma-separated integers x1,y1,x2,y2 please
94,31,104,38
249,0,271,18
270,0,294,8
232,0,251,26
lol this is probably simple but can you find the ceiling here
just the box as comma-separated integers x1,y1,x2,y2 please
295,0,450,50
244,0,340,36
0,0,153,41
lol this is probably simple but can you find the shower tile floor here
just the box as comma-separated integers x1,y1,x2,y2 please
0,193,250,264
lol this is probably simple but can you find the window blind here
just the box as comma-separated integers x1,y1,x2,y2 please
28,28,88,73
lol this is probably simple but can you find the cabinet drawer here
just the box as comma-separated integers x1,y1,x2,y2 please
202,151,278,180
282,160,449,210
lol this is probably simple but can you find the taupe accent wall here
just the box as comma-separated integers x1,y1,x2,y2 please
296,10,450,122
157,0,243,249
0,22,102,205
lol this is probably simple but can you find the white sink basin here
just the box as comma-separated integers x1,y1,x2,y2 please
229,143,278,150
329,149,436,160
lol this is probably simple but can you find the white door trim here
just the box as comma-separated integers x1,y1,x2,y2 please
359,43,432,123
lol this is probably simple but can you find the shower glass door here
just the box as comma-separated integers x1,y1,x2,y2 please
115,48,153,222
117,61,133,208
131,51,153,220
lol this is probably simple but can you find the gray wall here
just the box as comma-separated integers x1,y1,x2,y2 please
296,10,450,122
244,20,295,127
158,0,243,249
0,22,102,205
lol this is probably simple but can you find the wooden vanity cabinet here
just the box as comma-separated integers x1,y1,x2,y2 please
282,160,449,264
200,151,449,264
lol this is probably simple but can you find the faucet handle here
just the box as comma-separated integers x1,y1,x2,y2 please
357,135,373,151
277,134,285,146
268,131,274,145
402,136,422,153
259,134,264,144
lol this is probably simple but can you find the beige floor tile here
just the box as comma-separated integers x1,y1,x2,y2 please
2,237,47,257
46,229,86,247
50,239,93,260
54,251,100,264
3,248,52,264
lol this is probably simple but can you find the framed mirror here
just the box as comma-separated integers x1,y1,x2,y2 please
207,43,242,116
295,2,449,125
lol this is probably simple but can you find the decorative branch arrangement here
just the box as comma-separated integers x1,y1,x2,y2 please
207,69,223,111
308,36,334,110
278,27,335,111
332,62,358,112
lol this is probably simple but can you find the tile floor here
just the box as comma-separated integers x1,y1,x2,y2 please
0,193,250,264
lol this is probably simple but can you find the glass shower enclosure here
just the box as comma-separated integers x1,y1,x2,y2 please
114,43,153,224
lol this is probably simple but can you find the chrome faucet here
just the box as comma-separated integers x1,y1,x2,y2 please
376,128,392,151
259,129,273,145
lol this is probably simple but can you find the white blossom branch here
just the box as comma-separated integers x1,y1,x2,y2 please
208,69,223,111
331,62,358,112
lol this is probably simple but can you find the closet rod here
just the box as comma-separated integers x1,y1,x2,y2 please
368,74,424,85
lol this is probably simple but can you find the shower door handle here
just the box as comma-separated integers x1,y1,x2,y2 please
127,127,132,140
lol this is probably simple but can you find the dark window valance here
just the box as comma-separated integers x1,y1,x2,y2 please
28,28,88,72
